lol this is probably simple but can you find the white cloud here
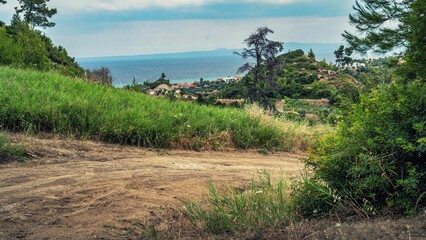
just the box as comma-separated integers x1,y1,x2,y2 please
246,0,311,4
46,16,351,58
51,0,220,12
34,0,312,12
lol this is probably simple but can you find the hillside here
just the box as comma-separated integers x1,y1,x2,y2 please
0,67,329,151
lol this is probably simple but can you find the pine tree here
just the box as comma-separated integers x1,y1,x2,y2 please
15,0,57,29
308,48,316,60
342,0,425,78
0,0,6,25
235,26,283,110
334,45,353,67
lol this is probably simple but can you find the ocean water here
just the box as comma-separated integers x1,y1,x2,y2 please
77,53,247,87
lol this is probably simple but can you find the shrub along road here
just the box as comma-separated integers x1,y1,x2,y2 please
0,134,303,239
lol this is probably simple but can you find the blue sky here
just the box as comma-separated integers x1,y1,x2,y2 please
0,0,355,57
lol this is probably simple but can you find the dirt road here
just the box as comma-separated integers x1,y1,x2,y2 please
0,135,304,239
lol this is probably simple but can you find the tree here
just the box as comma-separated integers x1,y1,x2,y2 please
235,26,283,110
308,48,316,60
0,0,6,26
334,45,353,67
86,67,113,86
15,0,57,29
342,0,426,78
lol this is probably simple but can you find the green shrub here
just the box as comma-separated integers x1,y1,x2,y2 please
307,80,426,215
291,175,340,218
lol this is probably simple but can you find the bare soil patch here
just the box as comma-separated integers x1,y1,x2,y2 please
0,134,303,239
1,134,425,239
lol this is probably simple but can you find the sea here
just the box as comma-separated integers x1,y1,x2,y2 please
76,44,348,87
77,50,247,87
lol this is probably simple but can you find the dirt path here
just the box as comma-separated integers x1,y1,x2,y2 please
0,135,304,239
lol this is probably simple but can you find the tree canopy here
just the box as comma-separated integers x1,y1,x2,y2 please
15,0,57,29
342,0,426,78
235,26,283,109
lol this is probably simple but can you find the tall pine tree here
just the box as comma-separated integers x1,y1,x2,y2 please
15,0,57,29
342,0,425,78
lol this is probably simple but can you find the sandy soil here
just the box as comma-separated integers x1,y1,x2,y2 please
0,135,304,239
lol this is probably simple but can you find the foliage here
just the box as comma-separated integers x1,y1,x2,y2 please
281,99,340,124
85,67,113,86
0,133,26,163
342,0,426,79
222,49,359,105
308,81,426,215
307,48,315,60
184,171,292,235
296,0,426,217
143,73,171,89
15,0,57,29
0,67,321,151
291,175,340,218
334,45,353,67
0,16,83,77
235,27,283,110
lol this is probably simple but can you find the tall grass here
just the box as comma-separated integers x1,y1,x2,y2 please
0,67,329,150
184,171,292,234
244,104,333,151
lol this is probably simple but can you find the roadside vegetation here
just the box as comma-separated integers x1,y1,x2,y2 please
185,171,292,235
180,0,426,238
0,133,25,163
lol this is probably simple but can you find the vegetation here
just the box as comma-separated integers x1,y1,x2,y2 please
185,171,292,235
308,81,426,215
280,98,340,124
343,0,426,79
85,67,113,86
184,2,426,238
0,67,329,151
0,133,26,163
15,0,57,29
222,49,359,106
0,1,84,77
297,0,426,217
235,27,283,110
334,45,353,67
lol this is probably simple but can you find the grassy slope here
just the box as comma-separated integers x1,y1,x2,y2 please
0,67,329,150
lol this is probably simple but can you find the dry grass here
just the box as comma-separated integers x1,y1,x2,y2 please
244,104,334,151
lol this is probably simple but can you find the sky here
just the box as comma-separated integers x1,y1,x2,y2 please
0,0,355,58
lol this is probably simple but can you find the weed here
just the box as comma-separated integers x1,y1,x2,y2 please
184,170,292,235
0,133,26,163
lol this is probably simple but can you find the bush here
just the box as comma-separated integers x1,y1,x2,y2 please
307,80,426,215
291,175,340,218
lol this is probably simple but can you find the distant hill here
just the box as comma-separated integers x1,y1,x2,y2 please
77,43,345,63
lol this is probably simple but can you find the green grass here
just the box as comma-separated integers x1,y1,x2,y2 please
0,66,326,150
0,133,26,163
184,171,292,235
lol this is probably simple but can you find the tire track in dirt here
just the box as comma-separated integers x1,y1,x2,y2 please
0,135,304,239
